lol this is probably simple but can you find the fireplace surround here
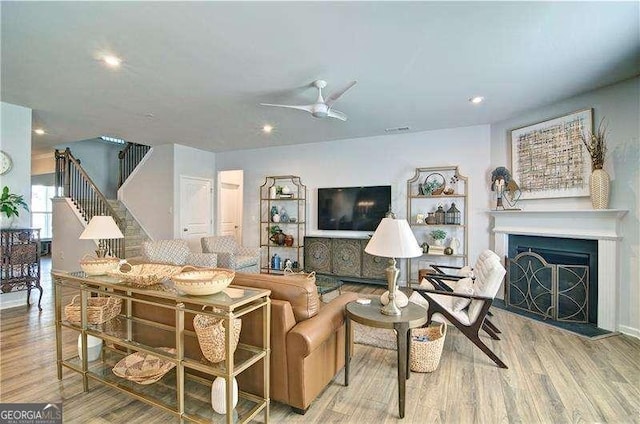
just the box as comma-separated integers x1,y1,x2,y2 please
490,209,627,331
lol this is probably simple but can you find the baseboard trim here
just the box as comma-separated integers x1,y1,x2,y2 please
618,325,640,339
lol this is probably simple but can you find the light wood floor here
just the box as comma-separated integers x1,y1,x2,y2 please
1,260,639,423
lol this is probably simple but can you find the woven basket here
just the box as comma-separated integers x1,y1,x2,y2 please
64,295,122,324
193,307,242,363
171,268,235,295
410,323,446,373
107,264,183,286
79,255,119,276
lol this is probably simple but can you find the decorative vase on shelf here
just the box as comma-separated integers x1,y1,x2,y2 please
590,166,610,209
433,239,443,246
210,376,239,414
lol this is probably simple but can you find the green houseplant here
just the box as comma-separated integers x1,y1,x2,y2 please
1,186,29,219
430,229,447,246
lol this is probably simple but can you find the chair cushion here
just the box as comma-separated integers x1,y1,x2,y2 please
236,255,259,269
451,277,474,312
201,236,238,254
142,240,190,265
467,254,506,323
409,291,471,326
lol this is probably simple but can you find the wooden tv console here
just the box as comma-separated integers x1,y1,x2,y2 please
304,236,387,285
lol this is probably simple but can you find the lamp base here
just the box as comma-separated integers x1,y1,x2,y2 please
380,258,401,316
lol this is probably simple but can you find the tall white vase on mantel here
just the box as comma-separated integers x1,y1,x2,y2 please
590,165,610,209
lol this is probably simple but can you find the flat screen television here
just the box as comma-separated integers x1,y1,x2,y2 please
317,185,391,231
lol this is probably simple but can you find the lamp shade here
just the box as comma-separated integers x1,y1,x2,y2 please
365,217,422,258
79,216,124,240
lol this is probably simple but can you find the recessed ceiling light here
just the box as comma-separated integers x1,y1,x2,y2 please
469,96,484,104
262,125,273,134
102,55,122,68
34,128,45,135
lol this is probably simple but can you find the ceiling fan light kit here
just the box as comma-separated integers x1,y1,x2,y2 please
260,79,357,121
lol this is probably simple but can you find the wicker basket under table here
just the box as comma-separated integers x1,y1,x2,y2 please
410,323,447,373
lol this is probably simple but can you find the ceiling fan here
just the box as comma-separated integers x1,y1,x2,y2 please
260,79,357,121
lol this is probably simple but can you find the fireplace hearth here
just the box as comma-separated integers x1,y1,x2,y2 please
489,209,627,331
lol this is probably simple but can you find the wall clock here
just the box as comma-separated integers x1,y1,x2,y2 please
0,150,13,175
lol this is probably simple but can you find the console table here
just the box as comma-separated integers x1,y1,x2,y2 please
1,228,42,310
53,270,271,423
304,236,387,284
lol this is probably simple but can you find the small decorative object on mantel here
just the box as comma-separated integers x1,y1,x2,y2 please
580,117,609,209
416,213,425,224
490,167,521,210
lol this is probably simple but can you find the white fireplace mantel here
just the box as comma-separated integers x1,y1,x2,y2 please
489,209,628,331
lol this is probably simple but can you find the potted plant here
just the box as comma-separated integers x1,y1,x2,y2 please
580,118,609,209
429,229,447,246
0,186,29,228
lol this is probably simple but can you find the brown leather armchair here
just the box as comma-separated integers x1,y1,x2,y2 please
132,271,357,414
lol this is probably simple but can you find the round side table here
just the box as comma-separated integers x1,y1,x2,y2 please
345,298,427,419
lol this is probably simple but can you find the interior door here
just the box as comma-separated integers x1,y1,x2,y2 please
218,170,243,242
180,176,213,252
219,182,241,239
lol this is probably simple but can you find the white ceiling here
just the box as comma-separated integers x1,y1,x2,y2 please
2,2,639,155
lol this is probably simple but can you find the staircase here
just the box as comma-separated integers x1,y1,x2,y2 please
55,144,151,259
107,200,149,259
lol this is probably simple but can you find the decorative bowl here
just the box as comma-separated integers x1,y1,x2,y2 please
171,268,235,295
79,256,120,276
112,347,176,385
107,264,183,286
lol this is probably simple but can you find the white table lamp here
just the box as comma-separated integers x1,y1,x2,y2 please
79,215,124,258
365,213,422,316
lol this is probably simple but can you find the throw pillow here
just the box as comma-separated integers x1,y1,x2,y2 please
418,278,435,290
456,265,475,278
452,277,474,312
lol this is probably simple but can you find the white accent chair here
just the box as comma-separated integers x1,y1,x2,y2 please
141,239,218,267
201,236,260,273
411,250,508,368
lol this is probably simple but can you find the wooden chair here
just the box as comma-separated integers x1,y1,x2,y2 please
422,250,502,336
412,250,508,368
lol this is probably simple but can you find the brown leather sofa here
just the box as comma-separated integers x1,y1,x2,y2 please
132,271,358,414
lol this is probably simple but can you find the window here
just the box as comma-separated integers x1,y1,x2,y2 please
31,185,56,239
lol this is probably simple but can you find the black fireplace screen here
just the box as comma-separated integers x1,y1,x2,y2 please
507,251,589,323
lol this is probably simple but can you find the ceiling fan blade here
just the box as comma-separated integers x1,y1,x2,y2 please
327,109,348,121
260,103,314,113
324,81,357,107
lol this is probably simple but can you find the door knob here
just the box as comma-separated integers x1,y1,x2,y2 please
183,228,188,232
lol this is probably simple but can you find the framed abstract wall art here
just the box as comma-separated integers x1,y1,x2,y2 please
510,108,593,199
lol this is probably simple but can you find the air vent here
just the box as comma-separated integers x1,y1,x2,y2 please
384,126,411,133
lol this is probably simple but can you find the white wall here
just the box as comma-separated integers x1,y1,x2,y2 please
56,139,122,198
173,144,216,240
0,102,32,309
119,144,174,240
31,152,55,175
0,102,32,228
489,76,640,336
51,198,96,272
216,124,492,282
